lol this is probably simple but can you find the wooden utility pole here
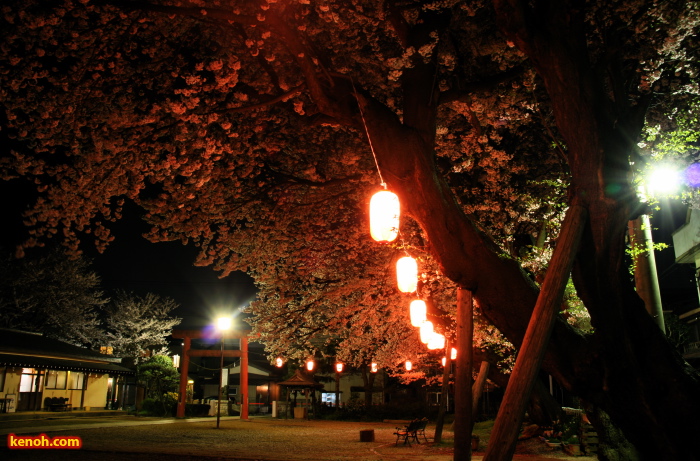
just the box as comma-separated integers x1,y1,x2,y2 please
453,288,474,461
483,205,587,461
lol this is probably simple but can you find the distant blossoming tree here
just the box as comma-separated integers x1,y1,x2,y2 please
103,291,182,364
0,248,105,346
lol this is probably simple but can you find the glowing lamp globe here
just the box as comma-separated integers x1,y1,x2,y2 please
371,362,378,373
410,300,427,327
405,361,413,371
451,348,457,360
275,357,284,368
427,333,445,350
396,256,418,293
419,321,434,344
369,190,400,243
306,359,315,371
335,362,344,373
442,357,447,367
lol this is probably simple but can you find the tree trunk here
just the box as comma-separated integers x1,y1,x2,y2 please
471,361,490,421
453,288,474,461
484,204,587,460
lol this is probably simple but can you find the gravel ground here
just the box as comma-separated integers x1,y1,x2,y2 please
1,416,596,461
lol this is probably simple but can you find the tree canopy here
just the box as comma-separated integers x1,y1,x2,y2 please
0,248,105,346
103,290,182,364
2,0,700,458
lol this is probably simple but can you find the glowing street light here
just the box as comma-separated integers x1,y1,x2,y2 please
306,359,315,372
629,165,680,333
215,316,233,429
646,165,682,196
335,362,343,408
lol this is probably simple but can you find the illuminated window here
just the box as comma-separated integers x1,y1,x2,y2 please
46,370,67,389
68,372,85,390
19,369,43,392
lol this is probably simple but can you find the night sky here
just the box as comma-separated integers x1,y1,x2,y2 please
0,178,257,330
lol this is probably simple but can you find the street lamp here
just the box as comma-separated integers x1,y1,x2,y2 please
629,165,681,332
335,362,343,408
215,316,233,429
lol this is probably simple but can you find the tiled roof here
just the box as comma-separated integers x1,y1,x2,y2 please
0,328,131,374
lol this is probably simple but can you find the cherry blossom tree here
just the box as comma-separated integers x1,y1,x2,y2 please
1,0,700,457
103,291,182,364
0,247,105,346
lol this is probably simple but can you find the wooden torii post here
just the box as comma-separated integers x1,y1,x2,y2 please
172,329,250,420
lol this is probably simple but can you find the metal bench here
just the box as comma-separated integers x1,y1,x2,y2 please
393,418,428,446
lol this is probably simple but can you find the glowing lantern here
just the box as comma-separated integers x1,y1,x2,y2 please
405,361,413,371
410,300,427,327
451,348,457,360
335,362,344,373
419,321,434,344
306,359,315,371
427,333,446,350
369,190,400,242
371,362,378,373
396,256,418,293
275,357,284,368
442,357,447,367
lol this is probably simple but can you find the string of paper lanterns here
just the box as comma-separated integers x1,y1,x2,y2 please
370,188,452,371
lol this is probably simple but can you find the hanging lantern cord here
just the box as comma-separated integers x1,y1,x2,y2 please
352,79,385,189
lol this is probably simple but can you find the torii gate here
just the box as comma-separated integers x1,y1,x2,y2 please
172,329,249,420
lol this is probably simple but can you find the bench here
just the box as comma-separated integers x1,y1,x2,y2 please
393,418,429,446
48,397,72,412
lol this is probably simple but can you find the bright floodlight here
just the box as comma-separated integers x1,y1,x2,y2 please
216,316,233,331
646,166,681,196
